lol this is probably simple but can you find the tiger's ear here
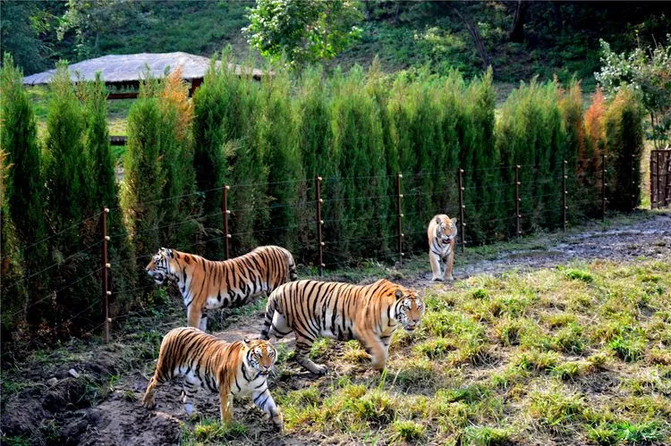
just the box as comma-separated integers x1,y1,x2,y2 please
395,289,404,300
451,218,458,227
243,338,250,346
434,216,442,225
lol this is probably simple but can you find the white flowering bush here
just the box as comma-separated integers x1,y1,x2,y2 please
595,36,671,149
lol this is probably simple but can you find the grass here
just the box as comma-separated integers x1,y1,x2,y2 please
273,258,670,445
2,211,669,445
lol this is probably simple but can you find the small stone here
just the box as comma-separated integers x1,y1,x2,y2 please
46,377,58,386
68,369,80,379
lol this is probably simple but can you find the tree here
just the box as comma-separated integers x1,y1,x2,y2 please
244,0,363,66
0,1,47,74
595,37,671,150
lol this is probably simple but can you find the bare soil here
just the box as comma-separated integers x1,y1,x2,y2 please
2,212,670,446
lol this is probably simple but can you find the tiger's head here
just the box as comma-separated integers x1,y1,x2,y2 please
145,247,178,285
393,287,424,332
434,215,458,246
243,339,277,377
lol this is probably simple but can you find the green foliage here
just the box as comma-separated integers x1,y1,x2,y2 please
595,36,671,149
121,96,163,292
0,1,47,74
0,54,47,331
81,74,136,313
244,0,363,66
43,63,100,331
192,61,227,259
602,87,645,211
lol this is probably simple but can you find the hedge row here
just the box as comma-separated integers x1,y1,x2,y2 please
0,52,644,343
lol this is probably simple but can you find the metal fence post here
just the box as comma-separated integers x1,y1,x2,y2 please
631,154,636,211
396,173,404,265
562,160,567,232
515,165,521,237
602,154,607,221
222,184,230,260
101,207,110,343
650,152,655,209
457,168,465,253
316,176,324,276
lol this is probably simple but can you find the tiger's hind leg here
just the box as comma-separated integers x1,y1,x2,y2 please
187,304,203,330
142,374,163,409
181,374,199,416
295,335,327,375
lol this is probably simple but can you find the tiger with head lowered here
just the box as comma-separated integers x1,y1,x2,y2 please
142,327,283,430
428,214,458,281
146,245,297,331
260,279,424,375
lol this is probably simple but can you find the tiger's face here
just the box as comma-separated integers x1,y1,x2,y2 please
435,216,457,246
146,248,177,285
394,288,424,332
244,339,277,377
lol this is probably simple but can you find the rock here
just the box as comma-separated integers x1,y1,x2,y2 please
47,377,58,386
68,369,80,379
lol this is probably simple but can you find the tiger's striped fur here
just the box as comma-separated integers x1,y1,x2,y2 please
146,245,297,331
428,214,458,281
142,327,282,430
260,279,424,375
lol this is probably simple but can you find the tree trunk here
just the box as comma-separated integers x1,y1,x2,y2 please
452,6,493,72
509,0,529,43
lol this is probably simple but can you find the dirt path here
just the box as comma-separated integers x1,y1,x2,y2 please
3,212,670,446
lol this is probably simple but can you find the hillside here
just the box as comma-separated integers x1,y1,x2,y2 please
4,1,669,88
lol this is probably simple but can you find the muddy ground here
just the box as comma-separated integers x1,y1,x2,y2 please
2,212,670,446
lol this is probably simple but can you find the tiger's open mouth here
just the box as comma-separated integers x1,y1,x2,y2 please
441,237,451,244
149,271,165,284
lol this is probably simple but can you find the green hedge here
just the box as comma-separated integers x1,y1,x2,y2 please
0,53,645,342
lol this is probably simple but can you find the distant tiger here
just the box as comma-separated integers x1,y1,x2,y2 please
146,245,297,331
427,214,458,281
261,279,424,374
142,327,283,430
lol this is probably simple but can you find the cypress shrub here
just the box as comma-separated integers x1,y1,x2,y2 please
223,64,269,255
121,97,163,297
328,67,387,261
602,87,644,211
192,61,227,259
155,69,198,251
559,80,590,221
258,67,302,253
43,64,98,334
0,54,46,330
295,67,333,264
82,74,136,314
584,89,607,216
462,69,499,244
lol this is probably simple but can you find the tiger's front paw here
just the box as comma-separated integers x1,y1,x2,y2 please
431,276,443,282
447,275,454,281
142,396,156,410
272,413,284,432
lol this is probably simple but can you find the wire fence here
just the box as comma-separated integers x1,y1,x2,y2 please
2,158,630,343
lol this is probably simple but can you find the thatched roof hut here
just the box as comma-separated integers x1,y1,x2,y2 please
23,52,267,98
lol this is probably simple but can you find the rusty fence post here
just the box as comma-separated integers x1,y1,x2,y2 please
396,173,404,265
515,165,521,237
222,184,230,260
657,151,663,209
316,176,324,276
631,154,637,212
562,160,567,232
650,151,655,209
457,168,465,253
101,206,110,343
602,154,607,221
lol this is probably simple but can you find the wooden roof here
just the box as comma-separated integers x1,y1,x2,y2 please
23,52,266,86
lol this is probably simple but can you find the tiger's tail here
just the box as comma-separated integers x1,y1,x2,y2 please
260,290,280,340
283,248,298,281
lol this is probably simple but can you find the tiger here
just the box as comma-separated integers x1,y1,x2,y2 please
427,214,458,282
142,327,283,430
146,245,297,331
260,278,424,375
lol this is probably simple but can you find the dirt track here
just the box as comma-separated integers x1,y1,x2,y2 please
2,212,670,445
